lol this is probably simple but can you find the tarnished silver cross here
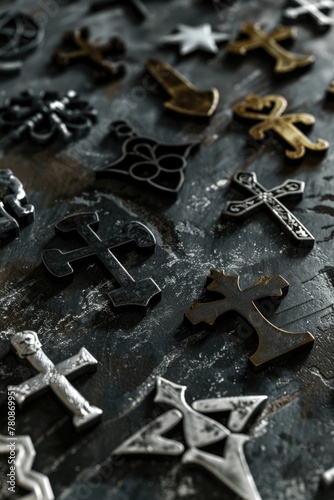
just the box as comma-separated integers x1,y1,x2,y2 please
8,331,103,431
285,0,334,27
223,172,315,247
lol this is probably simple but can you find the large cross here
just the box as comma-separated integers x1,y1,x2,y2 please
223,171,314,247
234,94,328,161
185,269,314,369
42,212,161,312
284,0,334,27
228,23,314,73
90,0,150,20
8,331,103,431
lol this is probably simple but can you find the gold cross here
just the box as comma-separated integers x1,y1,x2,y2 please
228,23,314,73
234,94,329,161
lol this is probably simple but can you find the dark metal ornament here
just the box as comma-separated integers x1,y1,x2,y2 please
0,169,34,242
113,376,266,500
185,270,314,370
42,212,161,312
53,27,125,82
234,94,328,161
228,23,314,73
96,121,200,197
0,434,54,499
0,89,97,147
9,331,103,432
0,13,44,74
223,172,315,247
90,0,150,19
146,58,219,117
284,0,334,27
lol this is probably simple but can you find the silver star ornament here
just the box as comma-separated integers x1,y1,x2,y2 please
161,23,229,55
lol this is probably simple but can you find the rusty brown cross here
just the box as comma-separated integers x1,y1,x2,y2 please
185,270,314,370
53,27,125,81
228,23,314,73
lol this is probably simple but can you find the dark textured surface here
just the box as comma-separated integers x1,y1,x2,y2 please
1,0,334,499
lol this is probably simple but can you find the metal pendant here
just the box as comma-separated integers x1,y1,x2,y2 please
0,13,44,74
146,58,219,117
228,23,314,73
185,270,314,370
161,23,229,55
284,0,334,28
9,331,103,431
96,121,199,197
42,212,161,312
0,434,54,499
0,89,97,148
53,27,125,82
222,171,315,247
234,94,328,161
113,376,266,500
0,169,34,242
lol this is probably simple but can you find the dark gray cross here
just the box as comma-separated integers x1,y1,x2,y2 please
9,331,102,432
90,0,150,19
222,172,314,247
42,212,161,312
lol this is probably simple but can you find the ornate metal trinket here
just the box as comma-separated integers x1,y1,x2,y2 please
53,27,125,81
146,58,219,117
228,23,314,73
9,331,103,431
0,434,54,499
0,169,34,242
185,270,314,370
0,13,44,74
113,376,266,500
323,465,334,486
284,0,334,27
161,23,229,55
96,121,199,197
0,89,97,147
234,94,328,161
90,0,150,19
42,212,161,312
223,172,315,247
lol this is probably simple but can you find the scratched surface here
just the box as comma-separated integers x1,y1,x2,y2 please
0,0,334,499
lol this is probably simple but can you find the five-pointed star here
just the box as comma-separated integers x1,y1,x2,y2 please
161,23,229,55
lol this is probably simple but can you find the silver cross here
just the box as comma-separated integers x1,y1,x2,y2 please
285,0,334,26
0,434,54,499
8,331,103,431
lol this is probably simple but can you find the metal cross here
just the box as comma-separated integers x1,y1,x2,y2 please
284,0,334,27
234,94,328,161
185,269,314,369
113,376,266,500
0,434,54,499
0,169,34,242
90,0,150,20
223,172,315,247
228,23,314,73
42,212,161,312
53,27,125,81
8,331,103,431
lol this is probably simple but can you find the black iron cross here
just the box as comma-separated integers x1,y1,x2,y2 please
185,269,314,370
222,172,314,247
42,212,161,312
90,0,150,20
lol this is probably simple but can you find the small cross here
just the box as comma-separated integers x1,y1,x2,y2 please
284,0,334,27
234,94,328,161
223,172,315,247
42,212,161,312
90,0,150,20
228,23,314,73
185,269,314,369
53,27,125,81
8,331,103,431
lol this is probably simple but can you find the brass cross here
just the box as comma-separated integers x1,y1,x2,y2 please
228,23,314,73
234,94,329,161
